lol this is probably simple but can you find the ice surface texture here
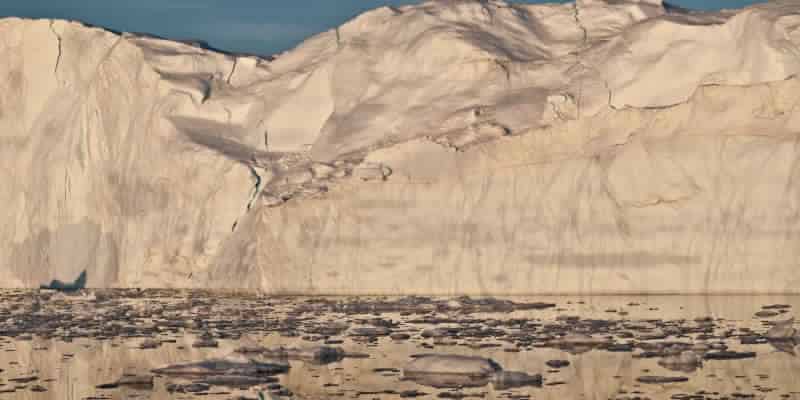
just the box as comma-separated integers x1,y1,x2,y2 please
3,0,800,293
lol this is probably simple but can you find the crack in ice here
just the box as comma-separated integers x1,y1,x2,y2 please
49,21,62,76
226,58,238,85
230,164,265,232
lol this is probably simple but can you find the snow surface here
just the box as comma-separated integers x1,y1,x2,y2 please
2,0,800,293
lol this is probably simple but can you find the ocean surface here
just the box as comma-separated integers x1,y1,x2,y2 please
0,290,798,399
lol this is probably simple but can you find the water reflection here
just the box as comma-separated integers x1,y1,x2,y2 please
0,291,797,399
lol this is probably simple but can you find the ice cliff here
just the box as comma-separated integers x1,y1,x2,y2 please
3,0,800,294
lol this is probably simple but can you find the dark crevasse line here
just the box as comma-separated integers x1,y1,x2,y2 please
246,164,263,212
49,21,62,75
231,164,265,232
226,57,238,85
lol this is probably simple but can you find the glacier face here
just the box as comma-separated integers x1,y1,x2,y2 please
3,0,800,293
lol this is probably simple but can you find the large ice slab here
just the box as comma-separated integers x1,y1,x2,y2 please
2,0,800,293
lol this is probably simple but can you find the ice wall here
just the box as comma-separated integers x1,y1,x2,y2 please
3,0,800,293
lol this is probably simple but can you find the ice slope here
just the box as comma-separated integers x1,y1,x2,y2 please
2,0,800,293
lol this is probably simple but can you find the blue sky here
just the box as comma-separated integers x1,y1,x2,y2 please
0,0,768,56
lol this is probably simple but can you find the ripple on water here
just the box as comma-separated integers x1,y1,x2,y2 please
0,290,797,399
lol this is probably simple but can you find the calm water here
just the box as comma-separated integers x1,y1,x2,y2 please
0,290,798,399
